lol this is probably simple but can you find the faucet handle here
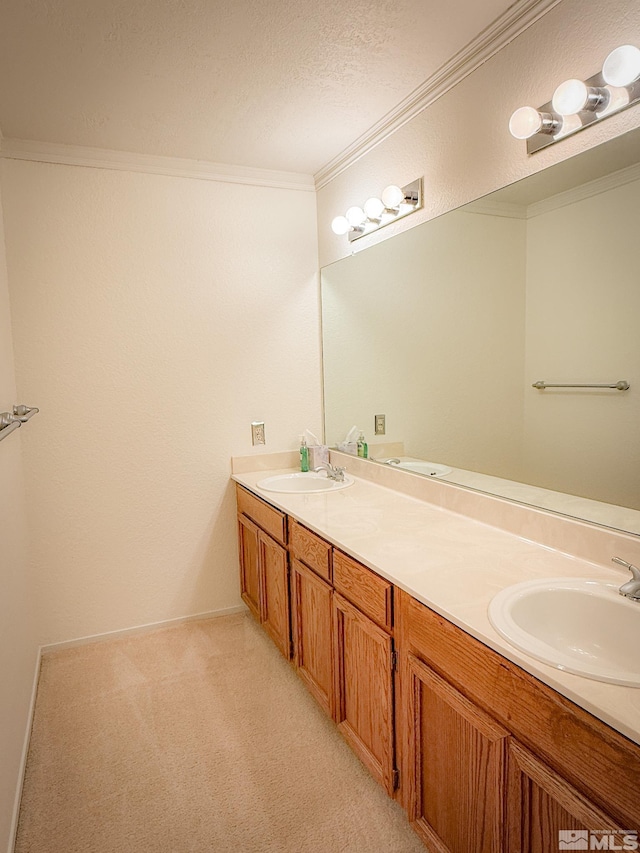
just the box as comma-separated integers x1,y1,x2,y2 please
612,556,640,580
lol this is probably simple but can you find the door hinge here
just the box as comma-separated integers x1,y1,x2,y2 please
392,768,400,791
391,649,398,671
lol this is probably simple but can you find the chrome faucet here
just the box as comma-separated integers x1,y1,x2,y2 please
381,458,401,465
314,462,346,482
612,557,640,601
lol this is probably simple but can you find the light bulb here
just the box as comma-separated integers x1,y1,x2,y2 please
331,215,350,236
381,185,405,208
345,206,366,227
363,197,384,219
508,106,544,139
552,79,607,115
602,44,640,87
552,79,590,115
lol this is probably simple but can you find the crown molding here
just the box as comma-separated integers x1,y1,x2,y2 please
462,199,528,219
313,0,563,190
453,160,640,220
0,138,316,192
526,161,640,218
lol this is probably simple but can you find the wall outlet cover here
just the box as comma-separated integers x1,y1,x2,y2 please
251,422,266,445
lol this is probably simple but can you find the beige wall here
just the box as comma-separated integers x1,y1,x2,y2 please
317,0,640,268
2,160,321,645
0,184,37,853
522,174,640,508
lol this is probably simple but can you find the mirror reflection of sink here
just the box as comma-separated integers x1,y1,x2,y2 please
377,457,452,477
394,460,452,477
488,578,640,687
256,472,354,494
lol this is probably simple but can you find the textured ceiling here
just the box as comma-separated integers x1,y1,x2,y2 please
0,0,515,175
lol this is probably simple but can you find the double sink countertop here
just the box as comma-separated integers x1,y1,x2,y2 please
232,462,640,747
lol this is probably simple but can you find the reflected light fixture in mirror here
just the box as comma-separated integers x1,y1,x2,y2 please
321,125,640,537
331,178,423,242
509,43,640,153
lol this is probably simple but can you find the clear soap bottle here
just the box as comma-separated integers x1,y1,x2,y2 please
357,431,368,459
300,436,310,472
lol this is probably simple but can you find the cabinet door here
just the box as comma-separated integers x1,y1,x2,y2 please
238,513,260,621
333,592,396,795
507,740,629,853
406,652,508,853
291,558,335,718
259,530,291,660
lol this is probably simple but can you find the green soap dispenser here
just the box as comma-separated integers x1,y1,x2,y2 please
299,436,310,472
357,431,368,459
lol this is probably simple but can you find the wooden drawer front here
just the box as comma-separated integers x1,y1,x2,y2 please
397,589,640,830
333,550,392,632
236,485,286,545
289,519,332,582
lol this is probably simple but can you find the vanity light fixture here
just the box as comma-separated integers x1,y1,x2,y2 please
509,43,640,153
331,179,423,242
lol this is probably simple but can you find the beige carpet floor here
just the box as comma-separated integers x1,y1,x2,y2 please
16,612,425,852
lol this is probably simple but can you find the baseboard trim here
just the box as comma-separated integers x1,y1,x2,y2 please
40,605,247,655
8,646,42,853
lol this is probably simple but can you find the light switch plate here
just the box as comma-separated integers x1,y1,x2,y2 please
374,414,386,435
251,422,266,445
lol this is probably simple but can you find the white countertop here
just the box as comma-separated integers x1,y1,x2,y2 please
233,467,640,746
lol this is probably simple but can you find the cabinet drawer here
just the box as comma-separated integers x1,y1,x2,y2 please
236,485,287,546
289,519,332,582
333,550,392,632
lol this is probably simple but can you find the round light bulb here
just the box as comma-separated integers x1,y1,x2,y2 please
602,44,640,87
345,206,366,227
508,106,543,139
363,197,384,219
552,79,590,115
381,185,405,208
331,215,350,236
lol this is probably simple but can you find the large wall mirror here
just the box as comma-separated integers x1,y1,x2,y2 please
321,126,640,537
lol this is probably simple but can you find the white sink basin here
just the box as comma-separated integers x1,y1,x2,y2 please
256,472,354,494
488,578,640,687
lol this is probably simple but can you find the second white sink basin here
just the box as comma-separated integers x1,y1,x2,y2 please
256,472,354,494
488,578,640,687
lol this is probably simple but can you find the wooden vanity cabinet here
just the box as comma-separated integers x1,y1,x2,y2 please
236,485,291,660
405,652,508,853
289,519,335,718
237,512,261,621
236,484,640,853
506,740,630,853
290,559,335,717
395,588,640,852
333,550,398,796
258,529,290,660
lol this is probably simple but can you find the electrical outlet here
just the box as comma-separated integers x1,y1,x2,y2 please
374,414,386,436
251,422,266,446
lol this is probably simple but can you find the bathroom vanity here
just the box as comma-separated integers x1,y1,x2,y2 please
233,465,640,852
